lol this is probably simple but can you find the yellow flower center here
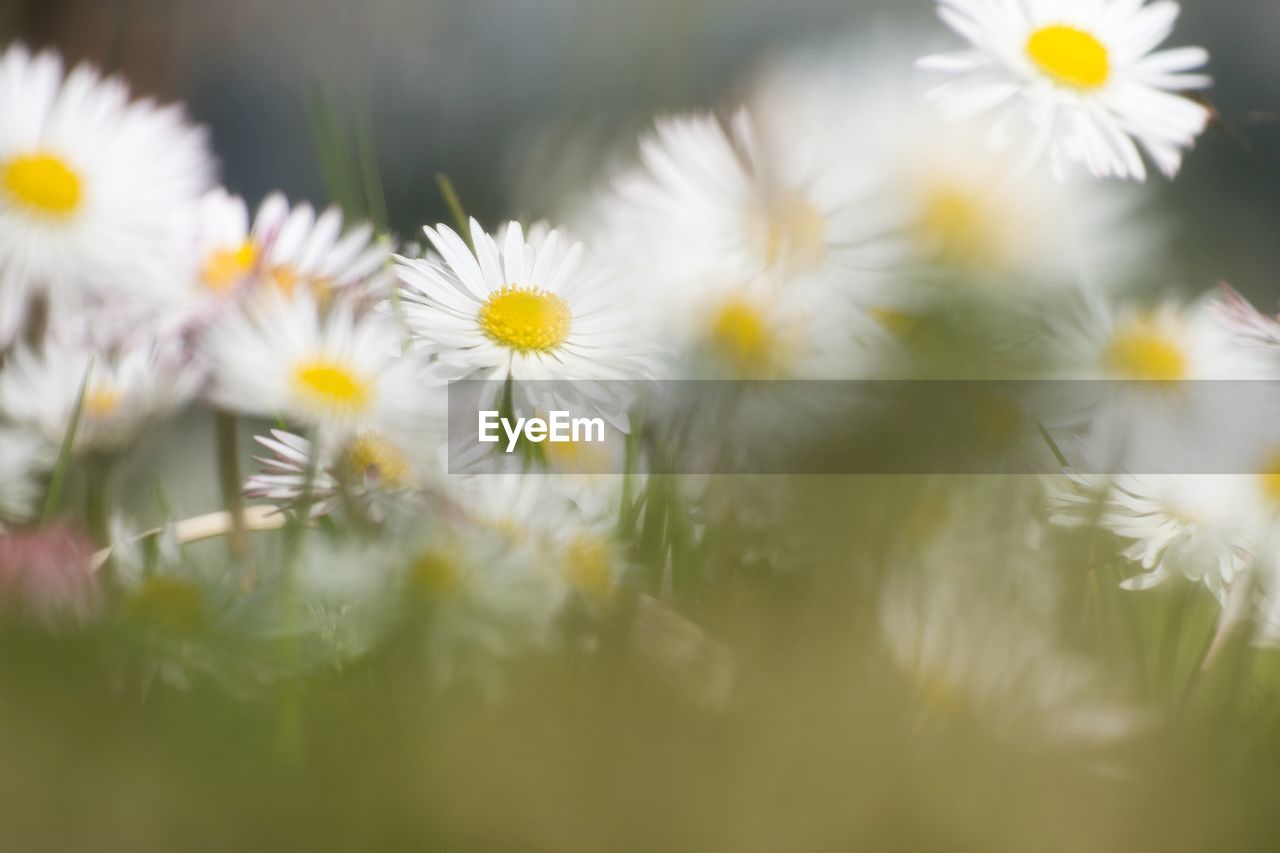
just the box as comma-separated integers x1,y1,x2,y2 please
916,183,1002,269
751,191,827,272
292,359,373,412
339,432,412,488
564,535,615,606
708,298,779,375
478,286,572,353
125,575,205,635
1260,451,1280,505
83,387,123,420
410,550,462,596
868,306,919,338
2,152,83,217
201,242,258,292
1104,320,1188,381
1026,25,1111,90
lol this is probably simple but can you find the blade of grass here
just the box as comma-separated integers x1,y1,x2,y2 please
40,362,91,523
435,174,473,249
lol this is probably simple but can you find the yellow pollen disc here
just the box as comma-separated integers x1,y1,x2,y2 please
1026,25,1110,90
125,575,205,634
916,184,1002,269
1260,452,1280,504
709,298,777,374
752,192,827,272
292,360,372,412
564,535,615,606
340,432,412,488
913,668,965,718
2,152,83,217
1104,320,1188,381
201,242,258,292
267,266,301,295
83,387,123,419
478,286,572,353
410,550,462,595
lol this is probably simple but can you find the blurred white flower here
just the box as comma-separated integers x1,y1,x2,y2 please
920,0,1211,181
404,475,585,692
881,506,1140,743
1037,293,1278,471
0,45,213,347
748,41,1150,298
249,192,390,299
593,109,898,292
0,336,200,452
1048,473,1271,603
245,426,442,521
206,290,424,446
0,426,51,523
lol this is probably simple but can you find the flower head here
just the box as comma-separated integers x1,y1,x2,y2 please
920,0,1212,180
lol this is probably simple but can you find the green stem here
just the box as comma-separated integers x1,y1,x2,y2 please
435,174,472,248
215,410,249,560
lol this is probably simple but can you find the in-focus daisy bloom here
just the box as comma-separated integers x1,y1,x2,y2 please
207,290,424,444
0,45,213,346
920,0,1212,180
395,219,651,387
0,337,200,452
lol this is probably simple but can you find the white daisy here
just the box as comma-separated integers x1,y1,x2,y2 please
251,192,391,300
394,219,651,427
0,426,50,522
920,0,1212,181
245,425,442,522
747,41,1149,297
0,44,213,346
0,336,200,452
1048,473,1268,603
206,289,424,445
592,109,899,292
1036,293,1278,471
396,219,648,378
881,497,1139,743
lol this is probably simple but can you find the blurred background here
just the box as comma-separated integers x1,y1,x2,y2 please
5,2,1280,851
3,0,1280,293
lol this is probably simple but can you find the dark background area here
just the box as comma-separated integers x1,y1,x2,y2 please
3,0,1280,299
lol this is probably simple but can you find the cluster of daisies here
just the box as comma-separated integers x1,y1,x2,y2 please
0,0,1275,710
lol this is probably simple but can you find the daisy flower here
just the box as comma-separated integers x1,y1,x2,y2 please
880,557,1139,742
206,290,424,445
1047,473,1272,604
0,44,213,347
592,109,899,292
394,219,651,423
245,424,442,522
919,0,1212,181
747,41,1150,298
249,192,391,299
402,475,600,692
0,336,201,452
0,427,51,522
881,493,1139,742
1036,293,1278,470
